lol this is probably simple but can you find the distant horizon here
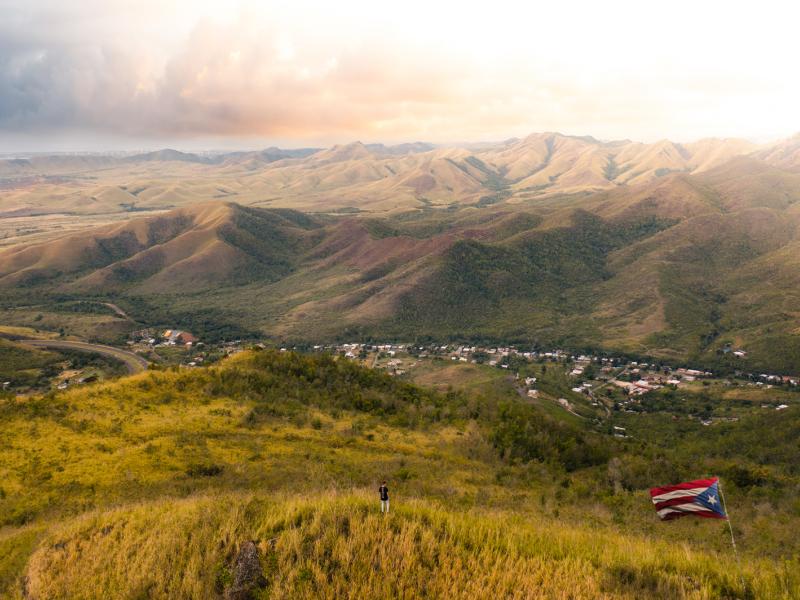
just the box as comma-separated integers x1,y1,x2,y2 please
0,129,796,157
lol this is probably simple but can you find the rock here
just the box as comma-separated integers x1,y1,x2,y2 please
223,541,267,600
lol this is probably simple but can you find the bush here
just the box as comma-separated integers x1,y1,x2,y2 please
186,464,224,477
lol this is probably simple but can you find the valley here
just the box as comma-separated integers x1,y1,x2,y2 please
3,132,800,598
5,0,800,595
4,140,800,371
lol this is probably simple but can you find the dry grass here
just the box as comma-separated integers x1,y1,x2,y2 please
2,350,799,598
14,490,794,600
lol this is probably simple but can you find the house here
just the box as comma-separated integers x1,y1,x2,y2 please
162,330,197,345
527,389,539,398
632,379,660,393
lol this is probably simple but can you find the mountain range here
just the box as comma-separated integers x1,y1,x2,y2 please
3,131,800,372
4,133,800,222
3,134,800,598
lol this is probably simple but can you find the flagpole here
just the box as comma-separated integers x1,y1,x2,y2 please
718,479,745,591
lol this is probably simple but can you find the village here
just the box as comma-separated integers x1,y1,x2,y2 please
7,324,798,431
307,341,800,429
123,330,800,409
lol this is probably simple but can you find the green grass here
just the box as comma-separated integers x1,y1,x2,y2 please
0,340,62,387
1,349,800,597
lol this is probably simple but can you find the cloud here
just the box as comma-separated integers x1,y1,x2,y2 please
1,0,799,147
0,4,472,141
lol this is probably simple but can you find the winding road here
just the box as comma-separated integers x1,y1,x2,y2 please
19,339,149,374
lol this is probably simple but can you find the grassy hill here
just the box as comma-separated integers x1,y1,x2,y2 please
1,349,799,598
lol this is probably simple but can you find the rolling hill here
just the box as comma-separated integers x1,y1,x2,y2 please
2,349,799,598
0,202,322,293
0,132,780,228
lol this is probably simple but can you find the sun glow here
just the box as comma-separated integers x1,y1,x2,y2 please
1,0,799,149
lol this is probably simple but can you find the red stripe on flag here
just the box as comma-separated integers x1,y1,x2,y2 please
649,477,718,498
654,496,702,510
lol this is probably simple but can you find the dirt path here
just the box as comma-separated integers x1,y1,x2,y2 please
514,384,587,419
102,302,134,321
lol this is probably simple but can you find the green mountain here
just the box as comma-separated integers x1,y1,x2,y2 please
2,155,800,371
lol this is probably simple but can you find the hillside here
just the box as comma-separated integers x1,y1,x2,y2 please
4,135,800,369
4,151,800,370
0,132,775,228
2,132,795,261
0,202,322,293
2,349,799,598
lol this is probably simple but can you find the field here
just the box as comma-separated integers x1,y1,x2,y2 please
1,349,799,598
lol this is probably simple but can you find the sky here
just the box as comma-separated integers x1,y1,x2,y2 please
1,0,799,151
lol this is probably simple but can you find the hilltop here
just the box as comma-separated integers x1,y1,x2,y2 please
0,132,785,226
2,349,799,598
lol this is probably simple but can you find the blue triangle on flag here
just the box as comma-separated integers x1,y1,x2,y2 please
695,482,727,517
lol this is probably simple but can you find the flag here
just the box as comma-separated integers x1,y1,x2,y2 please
649,477,728,521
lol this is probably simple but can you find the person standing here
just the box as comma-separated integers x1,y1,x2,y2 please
379,481,389,514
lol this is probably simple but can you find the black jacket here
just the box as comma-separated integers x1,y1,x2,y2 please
379,485,389,501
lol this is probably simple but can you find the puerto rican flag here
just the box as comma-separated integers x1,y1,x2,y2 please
649,477,728,521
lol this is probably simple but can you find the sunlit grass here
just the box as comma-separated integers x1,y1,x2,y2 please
10,491,796,599
2,350,798,598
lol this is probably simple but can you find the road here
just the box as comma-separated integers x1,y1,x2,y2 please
579,366,630,419
19,339,149,374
